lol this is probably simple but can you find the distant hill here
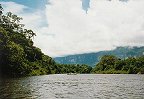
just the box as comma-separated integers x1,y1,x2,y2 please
54,46,144,66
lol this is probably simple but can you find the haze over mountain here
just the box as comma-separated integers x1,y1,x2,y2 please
54,46,144,66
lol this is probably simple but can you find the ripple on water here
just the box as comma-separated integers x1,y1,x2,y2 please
0,74,144,99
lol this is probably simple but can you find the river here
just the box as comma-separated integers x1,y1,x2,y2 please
0,74,144,99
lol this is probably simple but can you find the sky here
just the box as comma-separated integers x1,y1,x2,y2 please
0,0,144,57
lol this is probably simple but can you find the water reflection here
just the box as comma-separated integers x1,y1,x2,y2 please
0,77,33,99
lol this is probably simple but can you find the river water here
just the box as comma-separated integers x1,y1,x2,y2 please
0,74,144,99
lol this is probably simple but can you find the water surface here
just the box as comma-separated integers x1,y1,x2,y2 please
0,74,144,99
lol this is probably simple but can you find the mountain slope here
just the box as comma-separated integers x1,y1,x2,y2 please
54,46,144,66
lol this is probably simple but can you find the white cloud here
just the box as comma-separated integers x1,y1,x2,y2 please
1,0,144,57
0,2,27,14
42,0,144,57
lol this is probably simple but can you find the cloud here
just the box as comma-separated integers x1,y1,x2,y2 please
1,0,144,57
0,1,27,14
42,0,144,57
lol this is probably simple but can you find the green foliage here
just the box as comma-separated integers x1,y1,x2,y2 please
54,64,92,74
92,55,144,74
93,55,118,71
0,5,53,77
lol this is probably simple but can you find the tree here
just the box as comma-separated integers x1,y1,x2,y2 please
23,29,36,39
114,59,125,70
94,55,119,71
0,5,48,76
0,4,3,22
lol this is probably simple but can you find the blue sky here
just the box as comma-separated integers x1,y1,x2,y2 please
82,0,90,14
0,0,144,57
3,0,47,10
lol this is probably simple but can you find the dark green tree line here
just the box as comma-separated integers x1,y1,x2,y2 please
92,55,144,74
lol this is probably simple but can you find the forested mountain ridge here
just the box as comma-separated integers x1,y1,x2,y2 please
54,46,144,66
